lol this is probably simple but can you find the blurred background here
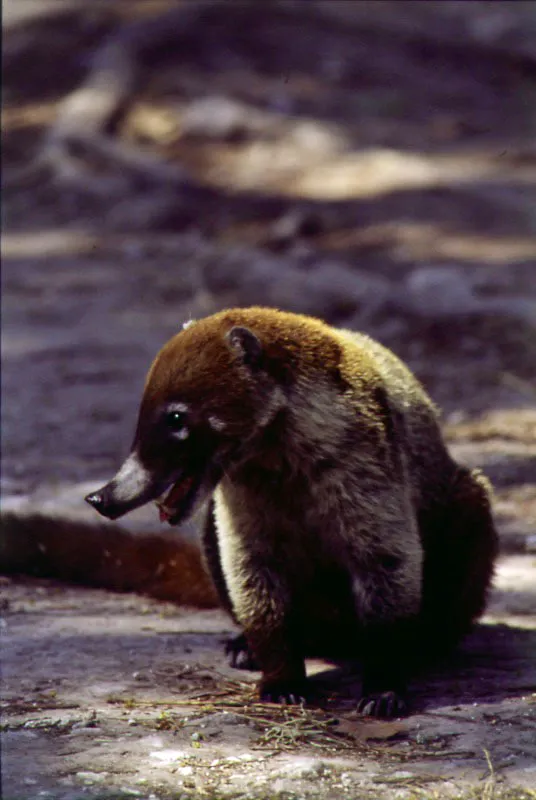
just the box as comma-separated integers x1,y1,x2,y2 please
3,7,536,795
2,0,536,553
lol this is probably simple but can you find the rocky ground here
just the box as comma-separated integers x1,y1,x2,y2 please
2,577,536,800
2,2,536,799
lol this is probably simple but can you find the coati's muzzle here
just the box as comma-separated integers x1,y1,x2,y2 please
85,452,201,525
85,452,163,520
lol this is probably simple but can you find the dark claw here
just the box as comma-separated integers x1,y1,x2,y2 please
358,699,376,717
261,691,306,706
357,690,407,719
225,634,258,671
259,680,308,706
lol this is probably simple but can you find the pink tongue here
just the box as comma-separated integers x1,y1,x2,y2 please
157,477,193,523
159,506,171,523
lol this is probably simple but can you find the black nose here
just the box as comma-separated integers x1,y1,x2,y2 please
84,487,122,520
85,492,104,510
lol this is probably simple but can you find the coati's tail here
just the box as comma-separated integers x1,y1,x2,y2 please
0,512,219,608
419,467,499,654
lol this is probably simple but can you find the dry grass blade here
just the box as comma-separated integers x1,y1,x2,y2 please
253,705,352,751
481,748,496,800
105,669,363,751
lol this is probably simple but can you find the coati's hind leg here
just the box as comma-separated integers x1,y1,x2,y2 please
202,502,258,671
357,617,418,718
420,467,498,655
350,526,424,718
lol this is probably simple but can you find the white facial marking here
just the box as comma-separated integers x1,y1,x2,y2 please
208,415,227,432
165,402,190,440
111,452,152,501
168,401,189,414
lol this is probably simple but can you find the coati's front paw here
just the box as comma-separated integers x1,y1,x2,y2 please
225,633,259,670
356,689,408,719
259,677,308,706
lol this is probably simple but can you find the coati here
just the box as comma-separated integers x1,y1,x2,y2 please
85,307,498,717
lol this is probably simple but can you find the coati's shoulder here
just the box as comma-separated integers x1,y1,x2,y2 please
335,327,439,417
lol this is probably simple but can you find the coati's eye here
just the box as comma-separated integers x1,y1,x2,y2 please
167,410,184,430
165,410,189,440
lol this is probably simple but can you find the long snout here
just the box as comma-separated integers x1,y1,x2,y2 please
85,484,127,520
85,452,158,520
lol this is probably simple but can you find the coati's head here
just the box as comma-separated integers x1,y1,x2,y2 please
85,312,293,525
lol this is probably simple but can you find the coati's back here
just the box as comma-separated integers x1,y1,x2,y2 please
335,328,456,505
338,326,497,643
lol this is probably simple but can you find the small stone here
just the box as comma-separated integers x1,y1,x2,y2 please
76,771,108,785
70,725,102,735
278,757,329,779
150,749,186,763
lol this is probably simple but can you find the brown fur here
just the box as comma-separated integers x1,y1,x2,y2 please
419,467,498,650
87,307,498,716
0,512,218,608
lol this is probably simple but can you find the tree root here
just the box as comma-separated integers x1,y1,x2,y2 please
8,2,210,193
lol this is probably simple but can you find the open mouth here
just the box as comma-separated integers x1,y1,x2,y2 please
155,475,198,525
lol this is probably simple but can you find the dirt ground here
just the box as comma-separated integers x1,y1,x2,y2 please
2,2,536,799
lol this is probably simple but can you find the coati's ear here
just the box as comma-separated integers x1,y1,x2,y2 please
226,326,263,368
